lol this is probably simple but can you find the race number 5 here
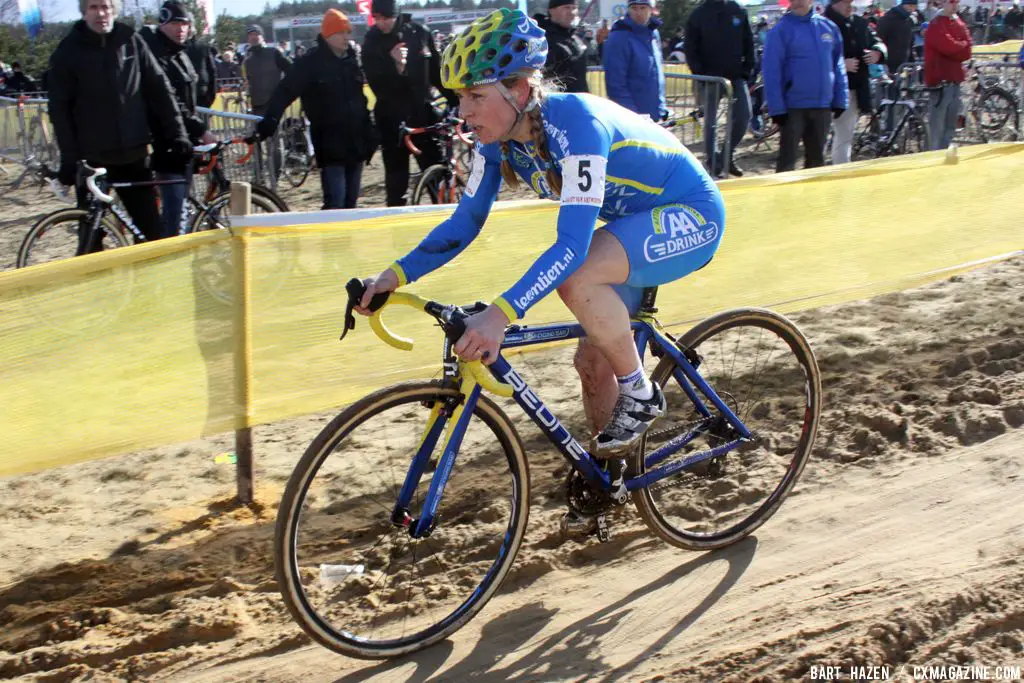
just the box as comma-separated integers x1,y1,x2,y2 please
561,155,607,206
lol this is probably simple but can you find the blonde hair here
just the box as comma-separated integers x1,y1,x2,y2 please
497,73,563,197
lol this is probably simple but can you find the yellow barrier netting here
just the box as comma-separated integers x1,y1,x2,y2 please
1,144,1022,477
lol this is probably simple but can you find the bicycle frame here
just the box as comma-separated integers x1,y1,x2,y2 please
392,315,753,540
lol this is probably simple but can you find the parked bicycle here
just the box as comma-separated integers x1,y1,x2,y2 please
274,279,822,658
16,139,287,269
402,114,475,205
280,114,316,188
852,68,929,160
963,61,1020,142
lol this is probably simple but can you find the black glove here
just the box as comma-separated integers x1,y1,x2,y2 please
832,108,845,119
255,117,277,141
771,113,788,127
167,137,194,167
57,163,76,187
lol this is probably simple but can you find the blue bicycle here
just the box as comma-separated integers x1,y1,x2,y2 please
274,281,822,658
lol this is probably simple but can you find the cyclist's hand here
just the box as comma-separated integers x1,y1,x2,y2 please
454,305,509,366
200,131,217,145
355,268,400,315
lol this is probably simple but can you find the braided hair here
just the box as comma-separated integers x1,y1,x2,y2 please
496,74,562,196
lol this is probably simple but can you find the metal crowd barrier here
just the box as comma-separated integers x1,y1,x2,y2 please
0,95,56,175
585,67,734,176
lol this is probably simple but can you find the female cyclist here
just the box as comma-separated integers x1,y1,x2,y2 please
357,8,725,458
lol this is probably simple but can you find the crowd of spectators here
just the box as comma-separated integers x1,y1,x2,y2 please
1,0,1020,221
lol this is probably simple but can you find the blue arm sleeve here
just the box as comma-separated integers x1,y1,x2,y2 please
496,116,612,320
393,150,501,285
763,28,787,116
832,26,850,109
655,32,668,118
602,33,637,112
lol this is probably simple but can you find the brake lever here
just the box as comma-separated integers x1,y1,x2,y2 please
340,278,391,341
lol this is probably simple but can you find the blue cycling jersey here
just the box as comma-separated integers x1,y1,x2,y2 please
392,93,717,321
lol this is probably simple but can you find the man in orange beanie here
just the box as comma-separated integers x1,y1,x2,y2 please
255,9,378,209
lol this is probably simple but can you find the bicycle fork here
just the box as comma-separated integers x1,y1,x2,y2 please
391,378,482,539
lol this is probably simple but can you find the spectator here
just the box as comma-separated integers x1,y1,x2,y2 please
603,0,668,121
877,0,918,74
362,0,451,206
216,50,241,79
924,0,971,150
1006,1,1023,40
534,0,589,93
763,0,848,172
6,62,37,93
255,10,377,209
48,0,189,251
243,25,291,116
142,0,215,237
825,0,886,164
684,0,756,177
187,34,218,108
596,19,610,59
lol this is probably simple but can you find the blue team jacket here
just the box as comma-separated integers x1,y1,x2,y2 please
762,11,849,115
601,15,668,120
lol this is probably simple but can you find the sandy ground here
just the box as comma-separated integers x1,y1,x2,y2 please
0,211,1021,683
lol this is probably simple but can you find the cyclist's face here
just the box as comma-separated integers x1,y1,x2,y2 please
83,0,115,34
160,19,191,45
458,83,520,144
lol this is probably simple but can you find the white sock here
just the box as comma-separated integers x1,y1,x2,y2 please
616,365,653,401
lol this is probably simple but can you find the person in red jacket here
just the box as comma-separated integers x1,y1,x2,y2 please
923,0,971,150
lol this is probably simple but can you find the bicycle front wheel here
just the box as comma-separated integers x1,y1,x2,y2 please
17,208,131,269
275,381,530,659
632,308,822,551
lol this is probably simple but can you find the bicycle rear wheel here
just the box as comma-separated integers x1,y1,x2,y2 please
275,381,530,659
632,308,822,551
412,165,465,205
974,87,1019,141
16,208,131,269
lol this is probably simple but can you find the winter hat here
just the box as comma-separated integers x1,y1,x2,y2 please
371,0,397,17
321,9,352,37
899,0,918,6
628,0,652,6
549,0,576,9
246,24,264,35
159,1,191,24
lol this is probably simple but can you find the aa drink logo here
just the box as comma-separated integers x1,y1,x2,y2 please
643,205,719,263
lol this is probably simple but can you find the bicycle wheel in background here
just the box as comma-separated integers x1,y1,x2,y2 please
891,114,929,155
412,165,465,205
973,87,1019,141
27,118,58,169
275,382,530,659
17,208,131,269
281,120,312,188
632,308,822,551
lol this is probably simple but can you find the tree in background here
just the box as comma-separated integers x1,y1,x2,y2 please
179,0,208,35
657,0,697,37
213,12,246,50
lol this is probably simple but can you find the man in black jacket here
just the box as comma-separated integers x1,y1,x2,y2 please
535,0,589,93
187,36,218,108
363,0,452,206
877,0,917,73
142,1,216,237
684,0,755,177
825,0,886,164
256,10,377,209
48,0,189,251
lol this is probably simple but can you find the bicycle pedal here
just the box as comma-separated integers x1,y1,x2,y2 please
559,511,597,538
596,514,611,543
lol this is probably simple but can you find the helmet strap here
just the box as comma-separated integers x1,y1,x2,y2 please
496,80,539,140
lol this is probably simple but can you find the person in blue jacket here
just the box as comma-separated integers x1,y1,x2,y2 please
762,0,848,172
601,0,668,120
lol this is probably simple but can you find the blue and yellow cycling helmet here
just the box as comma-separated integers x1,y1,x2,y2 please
440,9,548,90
